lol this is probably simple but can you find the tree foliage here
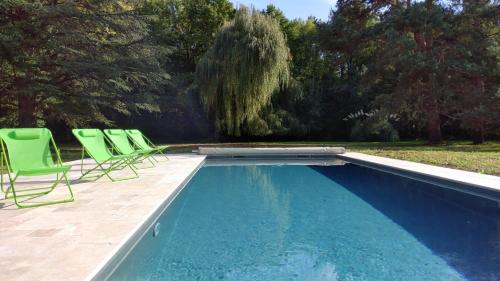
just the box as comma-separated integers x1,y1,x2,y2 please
143,0,234,70
0,0,498,144
262,6,336,138
319,0,500,143
196,7,290,136
0,0,168,128
136,0,234,141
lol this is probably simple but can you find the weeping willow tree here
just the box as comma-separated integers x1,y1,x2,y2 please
196,7,290,136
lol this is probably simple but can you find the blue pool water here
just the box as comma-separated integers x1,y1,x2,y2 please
108,161,500,281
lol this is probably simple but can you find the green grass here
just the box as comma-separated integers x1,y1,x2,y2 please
346,141,500,176
57,140,500,176
265,140,500,175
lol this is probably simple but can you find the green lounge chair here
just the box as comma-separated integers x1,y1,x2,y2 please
103,129,156,168
72,129,139,182
0,128,74,208
125,129,169,162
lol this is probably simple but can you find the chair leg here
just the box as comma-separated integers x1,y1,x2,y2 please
79,161,108,181
157,148,170,162
4,172,64,199
103,158,139,182
78,157,140,182
1,151,9,193
152,154,160,163
146,155,157,167
1,162,5,194
10,171,74,209
133,154,156,169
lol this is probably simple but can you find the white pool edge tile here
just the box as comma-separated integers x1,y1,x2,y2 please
339,152,500,192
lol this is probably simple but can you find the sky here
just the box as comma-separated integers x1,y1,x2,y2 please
230,0,337,21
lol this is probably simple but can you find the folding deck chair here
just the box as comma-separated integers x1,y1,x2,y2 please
0,128,74,208
103,129,156,168
125,129,169,163
72,129,139,182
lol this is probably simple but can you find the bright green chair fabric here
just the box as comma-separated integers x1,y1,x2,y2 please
103,129,155,167
125,129,169,162
0,128,74,208
72,129,138,181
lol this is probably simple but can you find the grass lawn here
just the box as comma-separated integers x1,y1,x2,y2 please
342,141,500,176
58,140,500,176
273,140,500,175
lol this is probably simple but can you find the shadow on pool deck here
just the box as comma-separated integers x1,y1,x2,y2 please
311,164,500,281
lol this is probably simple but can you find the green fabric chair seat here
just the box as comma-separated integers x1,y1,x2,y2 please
17,165,71,176
72,129,139,182
0,128,74,208
109,153,140,160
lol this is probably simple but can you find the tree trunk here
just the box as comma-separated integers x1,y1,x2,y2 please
472,125,484,144
471,76,486,145
423,93,442,144
15,69,37,127
413,0,442,144
421,72,442,144
17,94,36,127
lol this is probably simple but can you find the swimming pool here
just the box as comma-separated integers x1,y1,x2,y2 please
107,160,500,281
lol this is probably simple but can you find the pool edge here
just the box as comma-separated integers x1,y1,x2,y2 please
84,158,206,281
337,152,500,201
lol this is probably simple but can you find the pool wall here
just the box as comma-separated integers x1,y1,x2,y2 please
337,152,500,202
85,160,205,281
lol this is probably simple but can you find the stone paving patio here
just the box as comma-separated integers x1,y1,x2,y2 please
0,154,205,281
